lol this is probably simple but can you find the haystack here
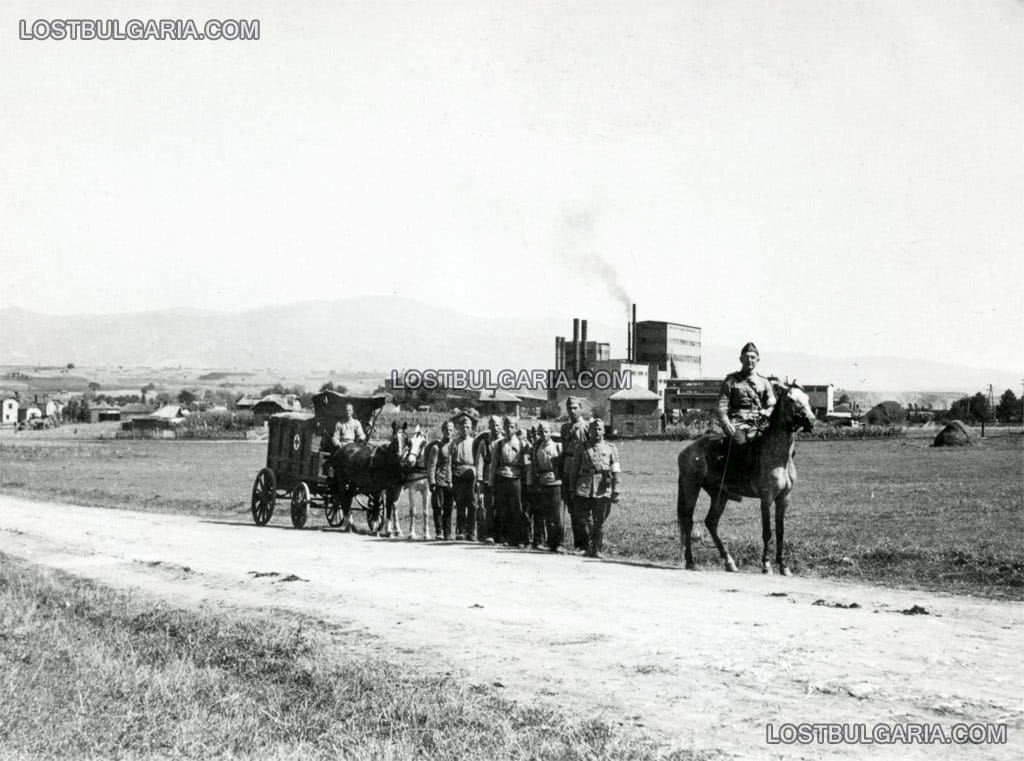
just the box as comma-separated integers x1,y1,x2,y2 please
864,401,905,425
932,420,974,447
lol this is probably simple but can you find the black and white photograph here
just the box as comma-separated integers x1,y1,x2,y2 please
1,2,1021,758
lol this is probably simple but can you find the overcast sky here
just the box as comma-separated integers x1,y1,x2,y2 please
1,1,1021,371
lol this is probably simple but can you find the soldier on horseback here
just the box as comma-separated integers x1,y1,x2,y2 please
717,342,776,444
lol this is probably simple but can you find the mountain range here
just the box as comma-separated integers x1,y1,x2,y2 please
0,298,1017,394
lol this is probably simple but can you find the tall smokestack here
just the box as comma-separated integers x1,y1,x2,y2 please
626,322,632,363
572,319,581,379
631,304,637,364
555,337,564,370
580,319,588,373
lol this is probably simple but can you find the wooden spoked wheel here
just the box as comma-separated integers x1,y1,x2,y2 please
290,482,310,529
251,468,276,526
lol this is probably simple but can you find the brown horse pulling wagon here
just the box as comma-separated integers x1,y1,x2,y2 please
249,392,389,529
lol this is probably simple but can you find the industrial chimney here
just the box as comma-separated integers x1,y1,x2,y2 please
580,319,588,374
572,319,581,379
631,304,637,364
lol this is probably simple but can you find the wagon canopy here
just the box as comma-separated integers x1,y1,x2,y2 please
312,391,389,432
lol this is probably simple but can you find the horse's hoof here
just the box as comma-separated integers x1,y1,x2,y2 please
724,558,738,573
779,565,792,577
409,534,419,541
762,562,773,575
684,561,697,571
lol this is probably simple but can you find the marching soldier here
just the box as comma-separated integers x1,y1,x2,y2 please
569,418,621,559
531,421,564,552
450,413,477,540
425,421,455,540
560,397,590,552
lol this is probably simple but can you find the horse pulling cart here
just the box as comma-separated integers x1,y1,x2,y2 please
249,392,389,529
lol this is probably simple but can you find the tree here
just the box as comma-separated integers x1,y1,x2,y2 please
178,389,196,406
969,392,993,423
950,392,995,424
837,393,851,406
996,389,1020,424
66,362,75,369
948,396,972,423
87,381,101,392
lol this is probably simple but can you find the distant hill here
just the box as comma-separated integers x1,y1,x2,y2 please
0,300,1017,393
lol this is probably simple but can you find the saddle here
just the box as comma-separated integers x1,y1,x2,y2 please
706,434,762,489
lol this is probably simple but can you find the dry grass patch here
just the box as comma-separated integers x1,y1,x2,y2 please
0,554,710,761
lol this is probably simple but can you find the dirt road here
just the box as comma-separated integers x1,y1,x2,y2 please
1,495,1020,759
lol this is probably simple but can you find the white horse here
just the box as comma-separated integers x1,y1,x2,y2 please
379,424,431,539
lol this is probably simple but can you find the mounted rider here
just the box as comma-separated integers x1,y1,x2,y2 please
716,341,776,446
712,341,776,481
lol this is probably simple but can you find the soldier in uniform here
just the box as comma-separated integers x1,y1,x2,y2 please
530,421,564,552
450,414,477,540
559,396,590,552
488,416,528,546
425,421,455,540
569,418,621,559
717,342,776,443
712,340,774,473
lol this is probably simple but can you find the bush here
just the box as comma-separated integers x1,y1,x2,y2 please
798,423,905,440
175,410,256,439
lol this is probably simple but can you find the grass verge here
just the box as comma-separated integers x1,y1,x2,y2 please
0,553,707,761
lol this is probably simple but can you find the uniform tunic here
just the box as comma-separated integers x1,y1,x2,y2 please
716,372,776,432
570,439,622,557
560,417,590,549
571,440,621,500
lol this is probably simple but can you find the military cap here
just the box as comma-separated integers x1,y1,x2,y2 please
449,411,477,425
565,396,582,407
740,341,759,356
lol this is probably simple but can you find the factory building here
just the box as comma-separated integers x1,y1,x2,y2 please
633,320,702,379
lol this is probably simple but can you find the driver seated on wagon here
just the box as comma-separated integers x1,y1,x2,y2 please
321,403,367,478
714,341,776,470
329,403,367,448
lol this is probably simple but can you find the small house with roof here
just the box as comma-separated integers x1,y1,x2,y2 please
477,389,521,418
89,402,122,423
1,398,18,426
609,387,663,437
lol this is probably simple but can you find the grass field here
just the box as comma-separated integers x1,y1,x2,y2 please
0,553,702,760
1,429,1022,598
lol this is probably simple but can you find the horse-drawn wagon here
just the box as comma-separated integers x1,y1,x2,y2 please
249,392,390,530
